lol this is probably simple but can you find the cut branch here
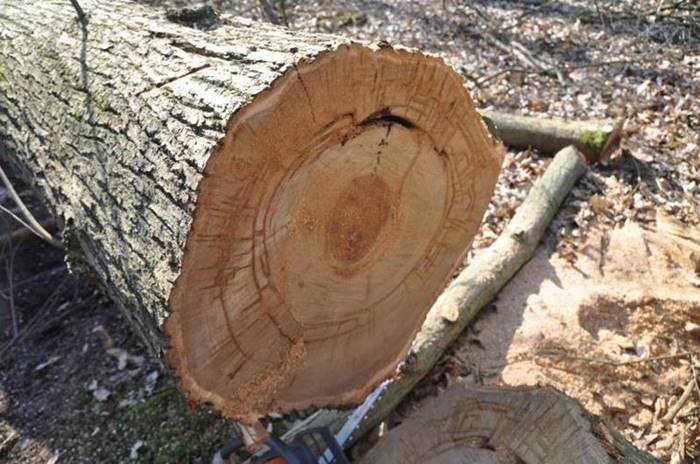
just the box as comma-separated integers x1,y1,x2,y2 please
479,109,624,162
0,163,62,248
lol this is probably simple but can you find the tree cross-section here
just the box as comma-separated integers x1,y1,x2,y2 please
0,0,501,422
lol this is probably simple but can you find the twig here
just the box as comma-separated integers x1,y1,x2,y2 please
0,205,41,240
662,376,696,422
0,264,66,297
468,57,630,89
656,0,666,16
3,237,18,338
67,0,90,91
0,430,18,455
690,353,700,400
68,0,88,26
646,0,694,16
461,4,569,85
0,163,62,248
471,67,528,87
563,59,632,70
593,0,609,29
147,385,178,399
502,0,553,31
0,275,73,360
539,349,697,366
0,217,55,245
258,0,281,25
279,0,289,27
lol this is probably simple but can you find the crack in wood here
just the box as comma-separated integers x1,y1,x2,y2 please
133,63,211,97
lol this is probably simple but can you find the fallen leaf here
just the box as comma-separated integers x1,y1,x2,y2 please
34,356,61,372
93,387,110,402
46,450,61,464
589,195,611,215
129,440,143,460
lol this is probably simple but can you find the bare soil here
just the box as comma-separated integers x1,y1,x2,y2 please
0,181,238,463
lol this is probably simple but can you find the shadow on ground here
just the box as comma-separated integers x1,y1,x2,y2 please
0,196,237,463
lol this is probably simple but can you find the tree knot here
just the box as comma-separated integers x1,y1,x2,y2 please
166,5,220,30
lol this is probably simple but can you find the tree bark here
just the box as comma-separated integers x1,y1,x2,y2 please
479,109,624,162
361,383,660,463
0,1,501,422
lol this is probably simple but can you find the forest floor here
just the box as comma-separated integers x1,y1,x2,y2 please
1,0,698,462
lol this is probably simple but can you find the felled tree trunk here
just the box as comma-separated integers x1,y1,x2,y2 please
0,1,501,422
362,383,660,463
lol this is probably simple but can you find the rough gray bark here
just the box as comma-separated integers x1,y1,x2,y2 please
0,0,501,421
0,0,336,355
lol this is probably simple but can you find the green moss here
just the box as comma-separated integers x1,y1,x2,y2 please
579,129,608,154
84,383,238,463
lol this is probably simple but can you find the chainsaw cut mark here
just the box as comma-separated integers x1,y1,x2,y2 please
166,44,500,422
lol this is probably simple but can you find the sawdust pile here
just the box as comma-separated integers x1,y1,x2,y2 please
458,212,700,460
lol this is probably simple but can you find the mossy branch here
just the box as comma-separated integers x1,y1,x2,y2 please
479,109,624,162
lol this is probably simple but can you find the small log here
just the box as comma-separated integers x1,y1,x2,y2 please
362,383,660,463
479,108,624,162
286,146,587,445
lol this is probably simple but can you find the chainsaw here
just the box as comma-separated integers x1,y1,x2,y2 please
213,381,388,463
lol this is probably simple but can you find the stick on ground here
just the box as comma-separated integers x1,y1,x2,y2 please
662,376,697,423
479,109,624,162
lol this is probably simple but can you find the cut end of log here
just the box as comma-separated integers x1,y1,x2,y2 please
361,383,658,464
165,43,501,422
